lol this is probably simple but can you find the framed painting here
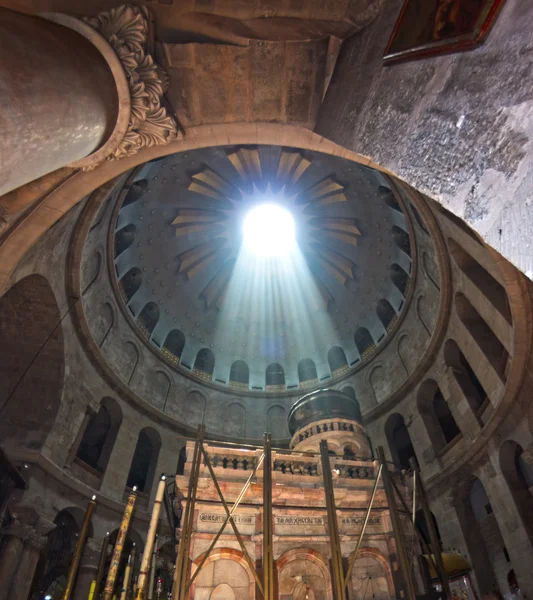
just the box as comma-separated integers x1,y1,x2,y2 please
383,0,507,64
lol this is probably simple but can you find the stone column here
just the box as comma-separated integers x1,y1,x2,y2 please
0,8,119,196
9,528,47,600
73,539,101,600
0,533,24,600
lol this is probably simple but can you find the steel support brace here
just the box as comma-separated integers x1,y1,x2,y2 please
172,425,204,600
376,446,416,600
320,440,346,600
263,434,274,600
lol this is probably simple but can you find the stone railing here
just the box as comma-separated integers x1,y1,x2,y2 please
273,456,319,476
296,420,358,444
334,459,375,479
207,451,258,471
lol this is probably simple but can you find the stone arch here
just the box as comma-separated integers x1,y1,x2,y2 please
416,295,432,336
499,440,533,544
120,266,142,302
194,348,215,378
390,263,408,296
137,301,160,338
349,547,394,600
184,390,206,427
277,548,333,600
81,249,102,295
327,346,348,375
396,334,412,375
422,251,440,290
369,365,387,404
444,339,487,414
298,358,318,385
267,404,287,437
114,223,137,257
119,340,139,384
163,329,185,364
384,413,417,469
455,292,509,382
126,426,161,496
92,301,114,348
225,402,246,438
190,548,254,600
0,274,64,450
417,380,460,454
76,396,122,476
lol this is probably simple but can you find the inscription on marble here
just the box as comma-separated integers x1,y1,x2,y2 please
199,513,254,525
341,516,381,526
275,516,325,526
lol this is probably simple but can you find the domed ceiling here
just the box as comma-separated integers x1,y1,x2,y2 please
110,145,414,393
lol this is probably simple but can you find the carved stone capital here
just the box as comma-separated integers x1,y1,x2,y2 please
82,5,180,166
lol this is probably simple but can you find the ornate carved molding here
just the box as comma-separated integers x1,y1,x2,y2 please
83,5,180,165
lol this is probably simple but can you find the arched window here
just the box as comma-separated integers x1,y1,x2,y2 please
177,446,187,476
392,226,411,257
137,302,159,337
120,267,142,302
194,348,215,377
444,339,488,414
455,292,509,382
380,185,402,212
115,224,137,257
448,238,511,323
76,398,122,475
298,358,318,384
163,329,185,364
126,427,161,495
390,263,409,295
123,179,147,207
229,360,249,386
376,298,397,331
433,390,460,445
266,363,285,388
385,413,417,469
354,327,374,359
327,346,348,375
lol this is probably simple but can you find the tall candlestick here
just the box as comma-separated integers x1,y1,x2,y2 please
93,532,109,600
104,487,137,600
62,495,97,600
135,477,166,599
120,544,136,600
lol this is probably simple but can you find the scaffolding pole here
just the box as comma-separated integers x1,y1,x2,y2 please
263,433,274,600
376,446,416,600
172,425,204,600
320,440,346,600
410,457,452,600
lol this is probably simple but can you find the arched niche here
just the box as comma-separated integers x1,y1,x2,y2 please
444,339,488,414
384,413,417,469
369,365,387,404
417,380,460,455
225,403,246,438
163,329,185,364
184,391,206,427
120,267,142,302
0,274,64,450
81,249,102,295
277,548,333,600
126,427,161,496
266,363,285,388
92,302,114,348
76,397,122,476
191,548,253,600
137,301,160,337
327,346,348,375
194,348,215,378
298,358,318,385
267,405,287,437
349,548,394,600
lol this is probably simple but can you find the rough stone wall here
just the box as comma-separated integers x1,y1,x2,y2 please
316,0,533,278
